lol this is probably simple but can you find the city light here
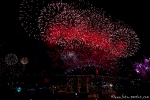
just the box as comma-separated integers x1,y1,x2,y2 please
16,87,22,92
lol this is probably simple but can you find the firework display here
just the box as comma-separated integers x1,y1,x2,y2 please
133,57,150,79
5,53,18,66
20,57,29,65
38,1,140,57
11,57,28,76
2,54,28,76
19,0,140,71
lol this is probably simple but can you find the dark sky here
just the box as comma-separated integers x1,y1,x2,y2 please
0,0,150,70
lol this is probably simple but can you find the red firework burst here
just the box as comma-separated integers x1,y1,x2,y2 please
19,0,140,70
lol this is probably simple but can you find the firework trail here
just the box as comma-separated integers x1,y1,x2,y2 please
19,0,140,71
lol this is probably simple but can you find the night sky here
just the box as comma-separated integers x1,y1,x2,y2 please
1,0,150,73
